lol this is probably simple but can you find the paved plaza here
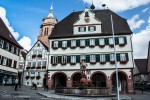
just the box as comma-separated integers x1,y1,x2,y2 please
0,86,150,100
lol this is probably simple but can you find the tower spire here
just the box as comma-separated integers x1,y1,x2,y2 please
90,0,95,10
48,0,54,18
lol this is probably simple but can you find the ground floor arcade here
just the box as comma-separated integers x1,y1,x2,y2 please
47,69,134,94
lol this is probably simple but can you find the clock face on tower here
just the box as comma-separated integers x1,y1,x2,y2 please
84,17,90,23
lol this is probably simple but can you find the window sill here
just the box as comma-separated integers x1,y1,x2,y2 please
119,43,125,47
89,45,95,48
62,47,67,49
90,62,96,64
80,46,85,48
61,63,67,65
71,46,76,49
52,63,57,66
53,47,58,49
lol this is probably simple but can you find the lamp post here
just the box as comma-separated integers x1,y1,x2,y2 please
111,14,120,100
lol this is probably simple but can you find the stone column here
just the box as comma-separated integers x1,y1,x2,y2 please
67,79,72,88
48,79,53,89
106,78,112,94
127,78,134,94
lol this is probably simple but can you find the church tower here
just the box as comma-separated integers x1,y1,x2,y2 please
38,4,58,47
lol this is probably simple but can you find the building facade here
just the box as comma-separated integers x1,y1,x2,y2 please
0,18,22,86
147,41,150,81
48,8,134,93
23,5,57,87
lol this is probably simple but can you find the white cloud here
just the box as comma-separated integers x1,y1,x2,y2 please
0,6,32,50
0,6,19,40
82,0,150,12
18,36,32,50
132,16,150,59
127,14,145,31
142,7,149,13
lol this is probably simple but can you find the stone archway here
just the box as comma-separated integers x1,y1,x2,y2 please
71,72,81,86
51,72,67,88
90,71,107,87
111,71,127,93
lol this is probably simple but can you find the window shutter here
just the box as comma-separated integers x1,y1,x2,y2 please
85,39,89,46
96,54,100,62
124,37,127,44
95,38,99,46
88,27,90,31
58,56,62,63
51,56,53,63
105,38,109,45
67,56,71,63
125,53,129,61
78,27,80,32
52,41,54,48
116,53,120,61
67,40,71,47
76,55,80,63
76,40,80,47
94,26,96,31
84,27,86,31
58,41,62,48
0,55,1,65
106,54,110,62
86,55,90,63
115,37,119,45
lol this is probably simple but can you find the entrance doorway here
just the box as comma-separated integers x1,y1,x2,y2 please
72,73,81,85
52,73,67,88
112,72,127,93
91,72,106,87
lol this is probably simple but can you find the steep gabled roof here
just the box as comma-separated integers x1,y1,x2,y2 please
0,18,23,49
134,59,148,75
49,9,132,39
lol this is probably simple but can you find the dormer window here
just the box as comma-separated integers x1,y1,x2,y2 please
88,26,96,32
79,27,86,32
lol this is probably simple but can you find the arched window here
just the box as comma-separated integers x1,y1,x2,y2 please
85,11,89,17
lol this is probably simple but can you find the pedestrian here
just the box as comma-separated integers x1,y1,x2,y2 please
2,79,5,86
14,77,19,91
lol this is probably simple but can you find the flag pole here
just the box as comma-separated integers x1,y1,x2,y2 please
111,14,120,100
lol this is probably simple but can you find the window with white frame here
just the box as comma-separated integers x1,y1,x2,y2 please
0,39,4,48
119,37,124,44
2,57,7,66
52,56,58,64
62,41,67,48
39,51,42,55
120,54,126,61
80,39,85,47
37,72,40,76
10,46,14,53
79,27,86,32
90,55,96,62
27,72,30,75
33,50,36,55
80,55,86,61
6,43,9,50
99,38,105,45
32,62,36,67
89,26,95,32
71,40,76,47
100,54,106,62
71,56,76,63
43,61,47,66
109,37,114,45
37,61,41,66
62,56,67,64
54,41,58,48
27,62,31,67
90,39,95,46
110,53,115,61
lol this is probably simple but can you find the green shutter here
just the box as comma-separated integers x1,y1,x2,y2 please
94,26,96,31
51,56,53,63
95,38,99,46
88,27,90,31
67,40,71,47
84,27,86,31
76,40,80,47
76,55,80,63
67,56,71,63
125,53,129,61
116,53,120,61
124,37,127,44
96,54,100,62
58,41,62,48
52,41,54,48
58,56,62,63
86,55,90,63
105,38,109,45
78,27,80,32
115,37,119,45
85,39,90,46
106,54,110,62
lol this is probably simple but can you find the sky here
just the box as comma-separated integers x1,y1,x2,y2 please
0,0,150,59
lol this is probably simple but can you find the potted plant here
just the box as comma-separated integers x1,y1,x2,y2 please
36,76,41,80
25,76,30,79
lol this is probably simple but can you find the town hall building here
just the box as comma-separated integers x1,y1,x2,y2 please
48,7,134,93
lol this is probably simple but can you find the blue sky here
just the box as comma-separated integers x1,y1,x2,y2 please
0,0,150,58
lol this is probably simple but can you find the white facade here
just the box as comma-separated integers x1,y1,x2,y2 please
23,41,48,87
